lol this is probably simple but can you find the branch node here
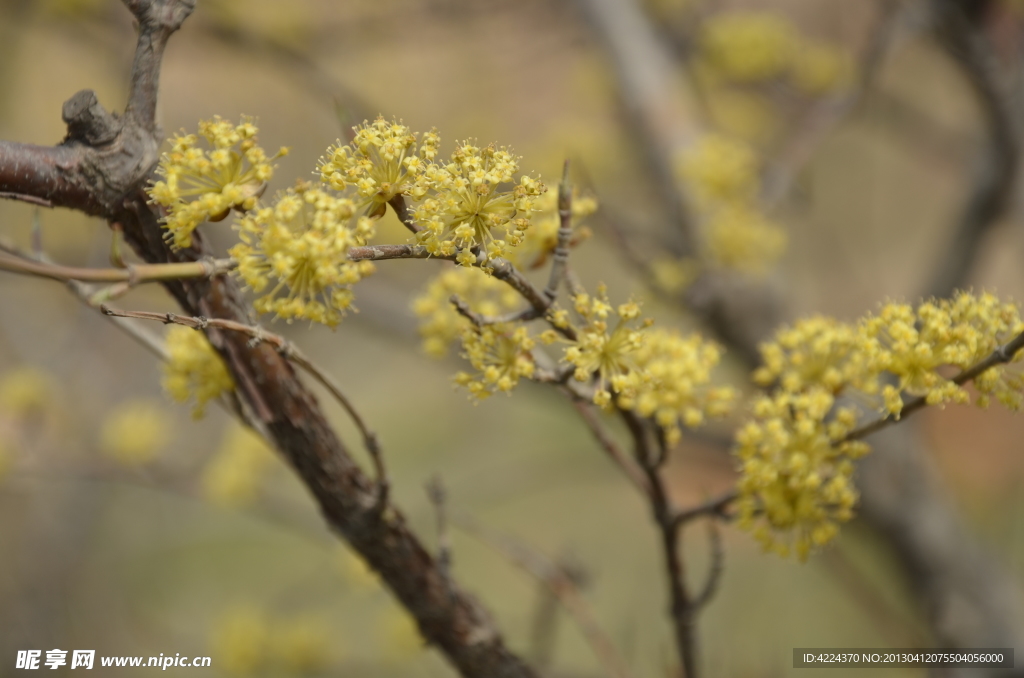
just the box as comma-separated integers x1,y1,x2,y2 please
62,90,120,146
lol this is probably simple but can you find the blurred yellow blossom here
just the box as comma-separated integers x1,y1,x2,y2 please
735,387,865,561
271,615,333,674
739,291,1024,558
99,400,171,466
230,184,376,326
163,326,235,419
149,116,287,249
0,367,53,417
700,11,798,83
210,605,270,677
412,266,522,357
620,329,737,445
201,424,275,508
793,40,854,95
703,205,786,273
677,134,759,207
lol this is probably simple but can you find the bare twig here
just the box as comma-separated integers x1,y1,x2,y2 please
0,251,234,284
672,491,737,528
388,194,421,234
622,411,697,678
690,521,723,612
570,399,651,496
925,0,1020,298
545,160,573,303
454,513,636,678
427,477,455,604
97,305,384,461
761,0,909,208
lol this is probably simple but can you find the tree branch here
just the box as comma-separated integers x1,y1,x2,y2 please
0,3,538,676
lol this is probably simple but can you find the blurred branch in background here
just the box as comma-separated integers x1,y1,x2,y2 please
581,0,1024,673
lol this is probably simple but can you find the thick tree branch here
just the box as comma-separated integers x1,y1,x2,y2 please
0,3,538,676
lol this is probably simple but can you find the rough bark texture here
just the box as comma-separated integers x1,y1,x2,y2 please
0,3,537,677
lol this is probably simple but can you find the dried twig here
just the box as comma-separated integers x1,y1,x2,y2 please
454,513,636,678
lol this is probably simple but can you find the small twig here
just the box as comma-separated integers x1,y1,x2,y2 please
98,306,384,474
0,251,234,284
690,521,723,612
545,159,573,303
621,410,697,678
672,491,737,529
845,328,1024,442
454,512,636,678
570,399,651,497
0,191,53,207
427,476,455,605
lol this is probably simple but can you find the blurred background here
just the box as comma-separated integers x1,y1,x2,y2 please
2,0,1024,676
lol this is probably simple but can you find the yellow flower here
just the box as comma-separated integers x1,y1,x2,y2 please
149,116,286,249
210,605,270,677
162,326,235,419
703,204,786,274
563,286,648,407
455,323,537,399
753,316,870,394
734,388,865,560
622,329,737,445
677,134,760,207
99,400,171,466
413,142,545,262
271,615,333,674
412,266,522,357
862,292,1024,412
699,11,798,83
318,117,436,216
230,185,376,327
792,39,854,95
201,424,275,508
0,367,52,417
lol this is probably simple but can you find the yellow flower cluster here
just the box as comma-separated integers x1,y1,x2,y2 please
99,400,171,466
162,326,235,419
318,118,438,216
201,424,275,507
677,134,786,274
563,287,648,408
0,367,52,417
411,266,522,357
454,324,536,399
699,11,852,94
210,605,332,676
149,116,287,249
508,188,597,270
230,185,376,327
412,142,545,263
620,329,737,445
704,205,786,274
740,292,1024,558
735,388,865,560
